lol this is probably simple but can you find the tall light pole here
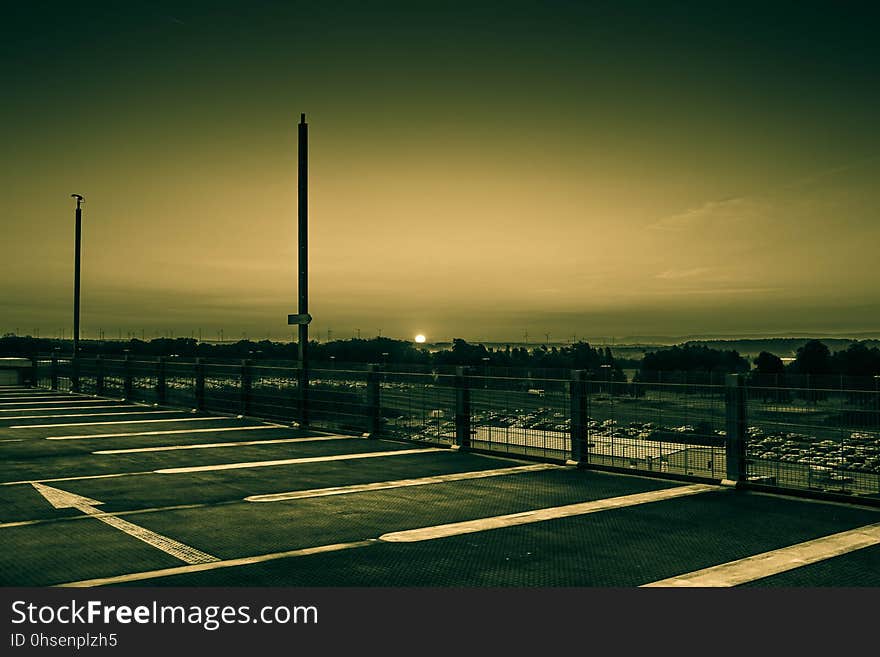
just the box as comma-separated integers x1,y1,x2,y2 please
71,194,84,358
288,113,312,425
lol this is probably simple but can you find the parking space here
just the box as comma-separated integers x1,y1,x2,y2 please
2,385,880,588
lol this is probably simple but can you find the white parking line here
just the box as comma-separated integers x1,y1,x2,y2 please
13,416,229,429
0,395,69,400
0,503,209,529
0,445,444,486
0,399,113,406
155,447,445,474
59,540,376,587
247,463,563,502
4,411,180,420
0,465,556,529
93,435,354,454
0,439,24,443
1,471,154,487
46,425,281,441
379,484,719,543
642,522,880,587
0,405,135,413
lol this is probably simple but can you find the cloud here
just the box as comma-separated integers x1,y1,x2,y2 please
650,196,757,232
654,267,711,280
783,156,880,191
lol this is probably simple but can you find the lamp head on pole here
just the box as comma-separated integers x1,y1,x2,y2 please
71,194,84,209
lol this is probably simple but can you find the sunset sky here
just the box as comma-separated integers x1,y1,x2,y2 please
2,2,878,342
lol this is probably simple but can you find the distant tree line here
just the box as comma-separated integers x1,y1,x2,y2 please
0,334,622,377
633,344,749,384
2,335,877,381
753,339,880,378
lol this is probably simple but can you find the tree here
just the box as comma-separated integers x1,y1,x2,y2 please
790,340,831,375
831,342,880,377
753,351,784,375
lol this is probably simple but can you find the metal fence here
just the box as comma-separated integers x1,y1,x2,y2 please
30,355,880,502
743,376,880,497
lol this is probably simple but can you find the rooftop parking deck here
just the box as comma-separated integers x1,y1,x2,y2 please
2,384,880,587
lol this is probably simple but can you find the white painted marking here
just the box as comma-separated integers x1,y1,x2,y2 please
94,434,353,454
33,482,103,508
0,503,207,529
0,439,24,443
156,447,445,474
247,463,562,503
379,484,718,543
642,522,880,587
0,445,442,486
0,394,67,399
46,425,279,441
4,410,180,420
2,471,153,487
59,540,375,587
32,483,218,565
0,399,113,406
0,404,134,413
13,416,228,429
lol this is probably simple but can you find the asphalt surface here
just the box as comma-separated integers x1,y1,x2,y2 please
2,385,879,587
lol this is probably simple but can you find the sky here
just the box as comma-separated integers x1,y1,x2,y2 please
2,1,879,343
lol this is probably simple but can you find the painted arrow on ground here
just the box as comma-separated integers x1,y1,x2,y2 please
32,483,218,565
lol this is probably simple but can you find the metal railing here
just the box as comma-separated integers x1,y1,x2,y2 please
30,355,880,503
743,376,880,497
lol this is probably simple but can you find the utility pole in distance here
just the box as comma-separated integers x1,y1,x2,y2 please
288,113,312,425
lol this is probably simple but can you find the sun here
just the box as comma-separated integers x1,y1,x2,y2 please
414,334,426,344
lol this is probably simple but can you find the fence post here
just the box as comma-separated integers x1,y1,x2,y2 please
27,357,38,387
724,373,747,486
297,364,309,427
875,376,880,431
454,366,472,449
123,354,134,400
240,359,252,415
156,356,166,404
194,358,205,411
95,355,105,397
365,364,380,437
50,353,59,391
71,354,81,393
569,369,589,464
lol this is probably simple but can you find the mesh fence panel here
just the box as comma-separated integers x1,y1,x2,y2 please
165,360,197,408
100,359,126,398
202,362,242,413
379,371,456,445
744,377,880,497
469,374,569,460
307,367,369,433
129,359,158,404
249,364,298,421
582,379,726,478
